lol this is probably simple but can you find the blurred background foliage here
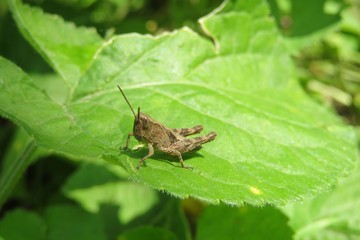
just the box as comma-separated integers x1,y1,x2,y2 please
0,0,359,119
271,0,360,125
0,0,359,238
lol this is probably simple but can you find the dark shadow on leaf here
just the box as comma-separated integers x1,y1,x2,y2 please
119,146,204,168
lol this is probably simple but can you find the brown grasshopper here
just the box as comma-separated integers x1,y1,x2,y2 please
117,85,217,169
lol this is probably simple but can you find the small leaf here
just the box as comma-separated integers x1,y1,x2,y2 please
281,163,360,239
63,163,191,240
0,57,104,158
45,205,107,240
63,163,159,224
289,0,341,37
118,226,178,240
196,205,294,240
0,209,46,240
7,0,103,90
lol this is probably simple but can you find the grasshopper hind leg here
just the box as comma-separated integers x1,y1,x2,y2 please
179,132,217,152
172,125,203,137
158,132,217,169
157,146,192,169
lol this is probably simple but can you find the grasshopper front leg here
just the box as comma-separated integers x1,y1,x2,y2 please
136,143,154,169
120,132,134,150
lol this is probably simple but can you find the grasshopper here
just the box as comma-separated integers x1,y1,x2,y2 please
117,85,217,169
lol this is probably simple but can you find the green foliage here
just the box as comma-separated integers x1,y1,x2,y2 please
62,163,191,239
0,0,357,207
0,205,108,240
196,205,293,240
281,163,360,239
46,205,108,240
0,128,37,206
62,163,159,224
118,226,178,240
0,0,359,239
0,209,46,240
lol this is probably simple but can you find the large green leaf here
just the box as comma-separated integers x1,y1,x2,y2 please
0,0,357,206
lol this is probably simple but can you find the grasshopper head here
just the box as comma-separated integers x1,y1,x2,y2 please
134,107,151,131
117,86,153,142
134,107,140,124
133,107,153,142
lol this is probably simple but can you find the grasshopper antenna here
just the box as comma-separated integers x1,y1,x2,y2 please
137,107,140,122
117,85,137,119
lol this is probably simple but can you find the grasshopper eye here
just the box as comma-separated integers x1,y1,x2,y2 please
134,117,139,124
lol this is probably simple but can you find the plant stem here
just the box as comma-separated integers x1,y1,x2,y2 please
0,140,37,209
